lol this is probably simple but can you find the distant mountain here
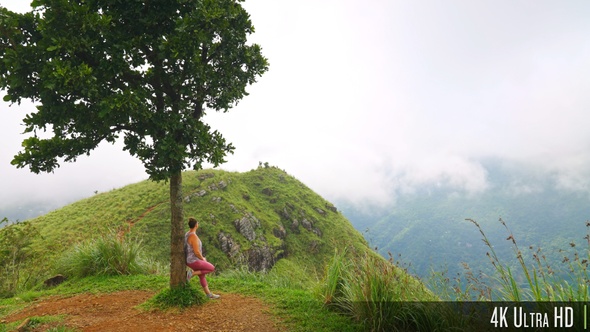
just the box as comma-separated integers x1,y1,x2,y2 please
0,201,59,225
339,160,590,285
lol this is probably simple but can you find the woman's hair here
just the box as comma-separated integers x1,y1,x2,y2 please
188,217,198,228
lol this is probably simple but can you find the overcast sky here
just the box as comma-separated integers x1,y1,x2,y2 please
1,1,590,213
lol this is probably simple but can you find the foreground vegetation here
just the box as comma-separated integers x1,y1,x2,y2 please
2,220,590,331
0,267,361,332
430,218,590,302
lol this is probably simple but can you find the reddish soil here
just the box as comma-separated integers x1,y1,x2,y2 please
4,291,281,331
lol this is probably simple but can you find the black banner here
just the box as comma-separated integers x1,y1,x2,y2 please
347,302,589,331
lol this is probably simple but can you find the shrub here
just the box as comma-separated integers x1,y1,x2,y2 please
320,248,457,331
56,232,155,278
0,218,39,298
321,248,349,306
147,282,208,309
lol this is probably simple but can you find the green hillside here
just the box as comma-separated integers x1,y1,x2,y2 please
10,165,371,283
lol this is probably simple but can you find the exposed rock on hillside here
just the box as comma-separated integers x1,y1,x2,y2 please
273,225,286,239
234,213,260,242
218,232,241,259
246,244,276,271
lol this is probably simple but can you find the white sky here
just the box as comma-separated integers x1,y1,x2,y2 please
1,0,590,211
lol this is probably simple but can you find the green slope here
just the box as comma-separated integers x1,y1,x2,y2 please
22,165,371,279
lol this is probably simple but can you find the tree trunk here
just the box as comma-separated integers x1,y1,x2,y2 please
169,170,185,288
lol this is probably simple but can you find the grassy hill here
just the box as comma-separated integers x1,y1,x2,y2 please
1,165,454,331
13,165,371,281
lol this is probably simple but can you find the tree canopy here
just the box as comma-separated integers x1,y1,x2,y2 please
1,0,268,180
0,0,268,288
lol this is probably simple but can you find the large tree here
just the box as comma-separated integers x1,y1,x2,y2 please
0,0,268,287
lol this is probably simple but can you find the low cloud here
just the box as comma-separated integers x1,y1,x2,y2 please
2,1,590,214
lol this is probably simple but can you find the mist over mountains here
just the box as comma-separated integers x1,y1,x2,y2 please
337,159,590,281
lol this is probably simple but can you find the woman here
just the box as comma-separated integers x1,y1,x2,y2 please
185,217,220,299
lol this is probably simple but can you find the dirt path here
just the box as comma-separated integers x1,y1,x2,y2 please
4,291,281,331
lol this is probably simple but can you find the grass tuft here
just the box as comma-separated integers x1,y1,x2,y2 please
55,232,159,278
463,218,590,301
144,282,208,309
319,248,459,331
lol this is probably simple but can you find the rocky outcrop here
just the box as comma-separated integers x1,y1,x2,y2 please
273,225,286,239
184,189,207,203
312,227,323,237
290,219,300,233
246,245,275,271
279,207,291,220
218,232,241,258
234,213,260,241
44,274,66,287
325,203,338,213
198,173,215,181
220,221,281,271
301,218,312,231
278,203,323,239
208,180,227,191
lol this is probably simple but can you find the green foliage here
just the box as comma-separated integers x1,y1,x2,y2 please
212,270,362,332
1,0,268,180
55,232,160,278
146,283,208,309
0,218,40,298
321,248,349,306
217,259,316,291
1,0,268,290
320,248,455,331
461,218,590,301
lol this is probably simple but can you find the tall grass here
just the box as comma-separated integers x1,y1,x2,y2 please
55,232,162,278
322,248,349,306
212,265,363,332
465,218,590,301
322,220,590,330
320,248,465,331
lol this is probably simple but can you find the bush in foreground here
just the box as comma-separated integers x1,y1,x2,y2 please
55,233,161,278
146,282,208,309
320,248,464,331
